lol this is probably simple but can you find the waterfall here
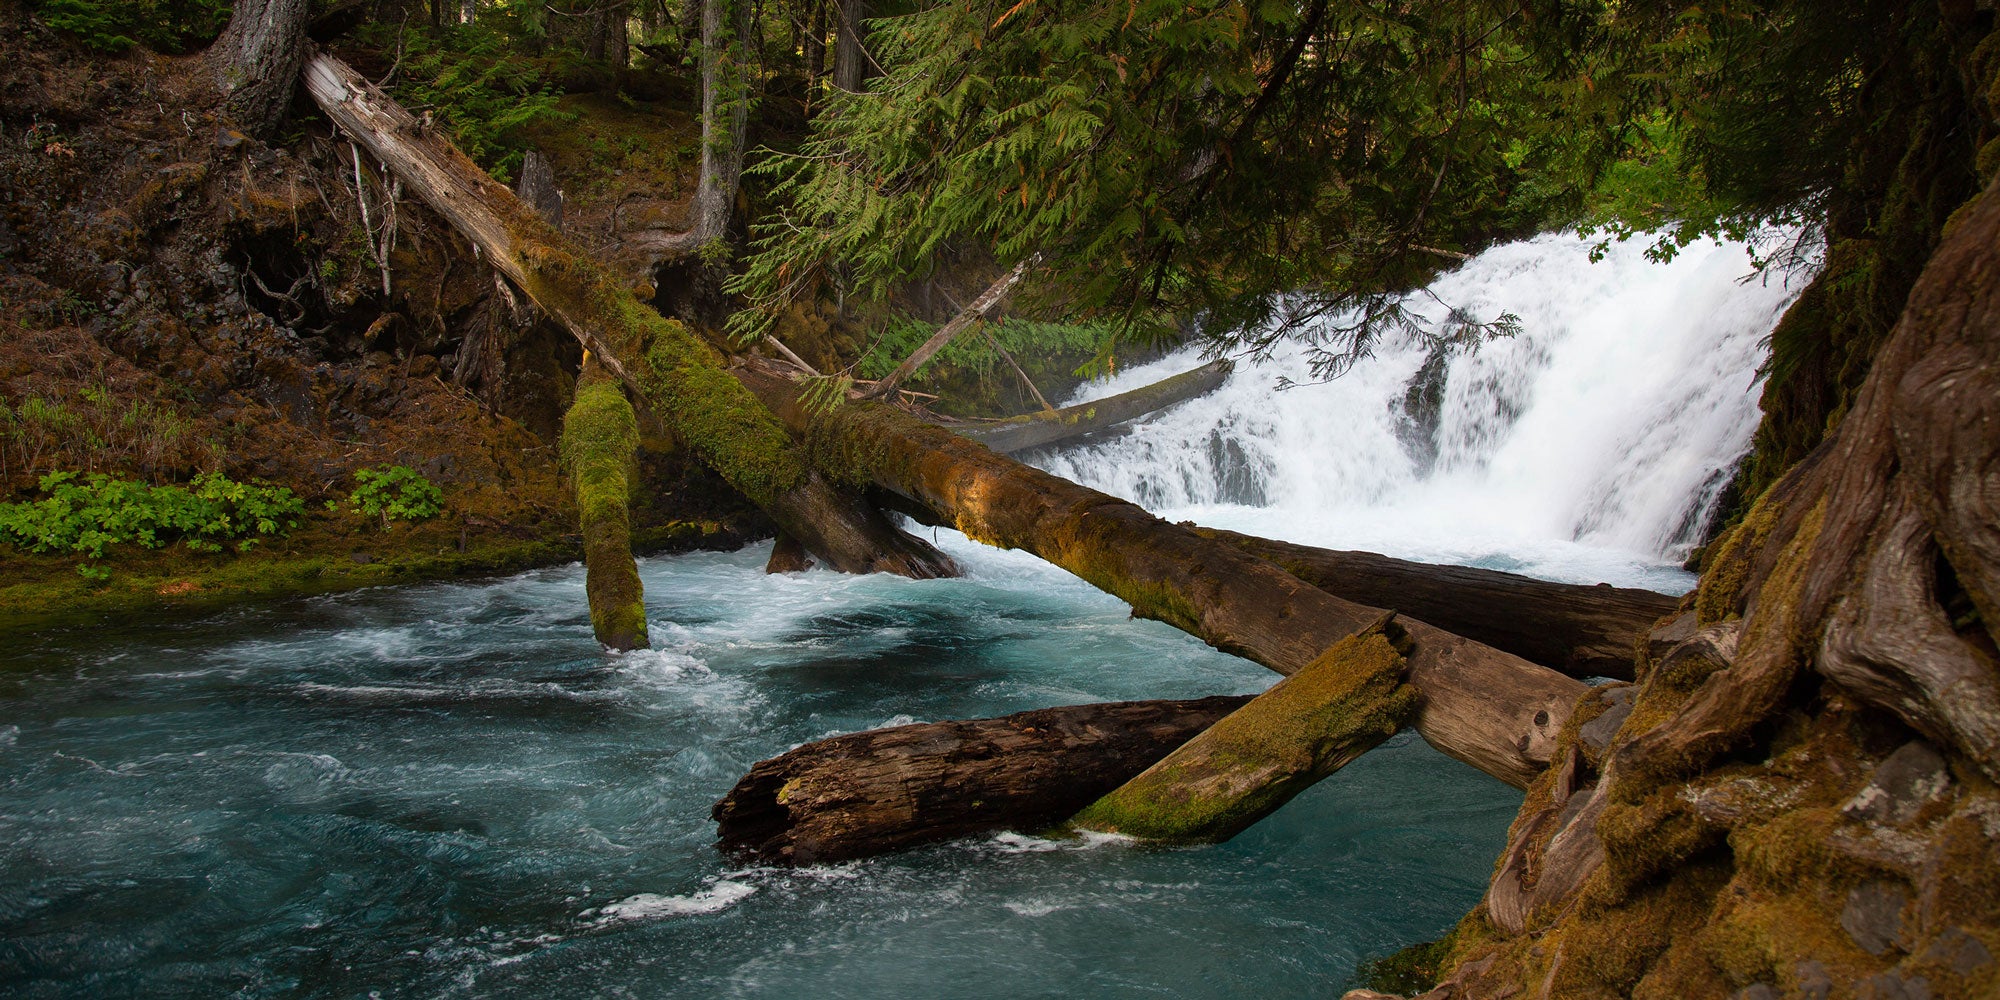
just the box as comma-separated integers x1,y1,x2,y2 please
1033,232,1812,588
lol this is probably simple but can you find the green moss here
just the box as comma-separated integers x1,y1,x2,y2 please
561,368,648,651
1357,934,1457,995
1068,619,1416,842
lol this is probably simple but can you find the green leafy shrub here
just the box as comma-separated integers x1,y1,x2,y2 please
0,471,305,577
32,0,229,54
342,465,444,528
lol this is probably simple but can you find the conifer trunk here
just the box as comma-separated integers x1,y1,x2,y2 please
302,51,958,579
211,0,311,139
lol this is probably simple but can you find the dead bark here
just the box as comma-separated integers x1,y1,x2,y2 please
515,150,564,232
212,0,311,139
863,258,1034,401
949,359,1233,454
713,695,1254,863
1198,528,1679,681
1071,615,1415,843
302,51,957,579
737,363,1589,789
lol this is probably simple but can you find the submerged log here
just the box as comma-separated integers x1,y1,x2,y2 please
713,695,1254,864
950,359,1235,454
738,363,1589,789
300,51,957,580
1200,528,1678,680
561,358,648,650
1071,615,1416,843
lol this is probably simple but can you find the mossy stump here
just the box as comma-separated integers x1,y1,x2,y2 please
1069,614,1418,843
561,357,648,651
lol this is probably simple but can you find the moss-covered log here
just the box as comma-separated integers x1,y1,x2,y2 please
736,361,1589,789
949,359,1234,454
712,695,1255,864
300,51,957,580
1200,528,1679,681
1070,615,1417,843
560,357,648,650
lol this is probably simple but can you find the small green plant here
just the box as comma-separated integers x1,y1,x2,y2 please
343,465,444,528
0,470,305,577
32,0,229,54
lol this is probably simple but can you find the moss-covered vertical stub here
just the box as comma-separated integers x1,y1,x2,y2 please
561,357,649,651
1067,615,1418,843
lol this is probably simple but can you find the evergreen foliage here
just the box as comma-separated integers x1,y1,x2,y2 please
728,0,1606,371
31,0,229,54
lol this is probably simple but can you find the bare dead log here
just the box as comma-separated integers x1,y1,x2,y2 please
737,362,1589,789
949,359,1235,454
1198,528,1678,681
713,695,1254,864
302,51,957,579
1071,615,1415,843
863,258,1034,401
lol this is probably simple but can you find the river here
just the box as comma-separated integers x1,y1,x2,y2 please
0,232,1808,998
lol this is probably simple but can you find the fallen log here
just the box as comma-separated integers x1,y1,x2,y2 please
713,695,1254,864
950,359,1235,454
561,357,648,650
1197,528,1677,680
300,51,957,580
1070,615,1415,843
737,363,1589,789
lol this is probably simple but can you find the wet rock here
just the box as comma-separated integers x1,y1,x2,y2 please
1793,959,1833,1000
1842,741,1950,826
1580,684,1636,751
1841,881,1909,956
1919,927,1994,975
349,551,374,564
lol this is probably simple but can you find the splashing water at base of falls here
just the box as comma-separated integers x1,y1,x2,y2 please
0,232,1811,999
1037,232,1810,588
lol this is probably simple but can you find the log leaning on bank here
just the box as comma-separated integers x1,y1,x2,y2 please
737,363,1590,789
949,359,1235,454
1071,615,1416,843
300,52,957,580
713,695,1255,864
1199,528,1678,681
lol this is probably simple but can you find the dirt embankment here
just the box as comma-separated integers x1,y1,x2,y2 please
0,12,764,628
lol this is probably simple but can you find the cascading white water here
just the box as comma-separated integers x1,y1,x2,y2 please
1035,232,1814,591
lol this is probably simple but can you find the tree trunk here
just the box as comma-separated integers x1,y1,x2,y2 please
804,0,826,89
1071,615,1415,843
713,695,1254,863
639,0,751,255
302,51,958,579
211,0,311,140
831,0,868,92
562,357,650,650
949,359,1233,454
515,150,564,232
737,364,1589,789
1197,528,1679,680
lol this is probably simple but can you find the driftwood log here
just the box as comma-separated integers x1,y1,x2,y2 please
1199,528,1679,680
300,51,957,580
950,359,1235,454
1071,616,1415,843
737,362,1589,789
713,695,1254,863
